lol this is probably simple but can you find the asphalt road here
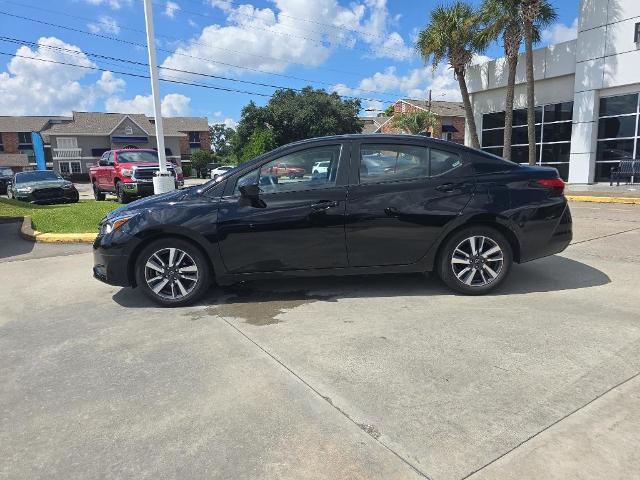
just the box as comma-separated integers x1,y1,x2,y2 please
1,203,639,479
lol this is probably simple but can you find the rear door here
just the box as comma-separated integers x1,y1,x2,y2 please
345,139,475,267
216,142,349,273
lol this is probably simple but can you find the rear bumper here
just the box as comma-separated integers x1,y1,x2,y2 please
518,200,573,263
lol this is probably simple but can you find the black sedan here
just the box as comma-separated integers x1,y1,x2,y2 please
7,170,79,204
0,167,13,194
93,134,572,306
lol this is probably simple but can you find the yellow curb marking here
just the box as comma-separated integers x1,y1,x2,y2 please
566,195,640,205
32,231,97,243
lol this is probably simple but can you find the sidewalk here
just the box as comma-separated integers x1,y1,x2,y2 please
566,183,640,198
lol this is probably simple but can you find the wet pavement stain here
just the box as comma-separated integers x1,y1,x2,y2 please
191,285,336,326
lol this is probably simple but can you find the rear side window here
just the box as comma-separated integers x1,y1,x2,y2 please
359,144,429,184
430,148,463,176
359,144,464,183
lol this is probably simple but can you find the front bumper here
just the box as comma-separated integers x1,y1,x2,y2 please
122,179,183,195
16,188,79,204
93,233,140,287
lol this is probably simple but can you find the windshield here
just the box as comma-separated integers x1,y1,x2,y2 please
117,151,159,163
0,167,13,176
15,170,63,183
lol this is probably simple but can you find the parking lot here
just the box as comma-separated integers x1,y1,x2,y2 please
1,202,639,479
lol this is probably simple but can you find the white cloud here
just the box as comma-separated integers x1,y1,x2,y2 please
105,93,192,116
333,64,464,114
542,18,578,44
84,0,131,10
163,0,413,81
211,111,237,129
164,1,181,18
0,37,123,115
87,15,121,35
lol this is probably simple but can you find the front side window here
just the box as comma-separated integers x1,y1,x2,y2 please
360,144,429,183
234,145,341,195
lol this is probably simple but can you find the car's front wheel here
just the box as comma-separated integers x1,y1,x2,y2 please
115,181,129,204
437,226,512,295
135,239,211,307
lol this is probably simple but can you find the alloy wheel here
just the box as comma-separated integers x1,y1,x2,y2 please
450,235,504,287
144,247,199,300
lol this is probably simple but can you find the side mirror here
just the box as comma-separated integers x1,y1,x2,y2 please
239,184,260,198
98,159,108,167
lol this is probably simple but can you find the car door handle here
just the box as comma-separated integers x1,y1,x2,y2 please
310,200,339,211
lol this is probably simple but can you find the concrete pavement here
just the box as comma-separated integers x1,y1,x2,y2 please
1,202,639,479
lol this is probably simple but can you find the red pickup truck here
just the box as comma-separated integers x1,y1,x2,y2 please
261,162,306,179
89,149,183,203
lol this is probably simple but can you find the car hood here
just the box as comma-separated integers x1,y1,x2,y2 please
119,162,175,169
105,187,190,220
17,179,74,189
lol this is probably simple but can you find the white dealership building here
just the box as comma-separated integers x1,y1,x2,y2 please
466,0,640,183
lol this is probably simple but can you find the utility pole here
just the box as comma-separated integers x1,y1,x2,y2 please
143,0,175,194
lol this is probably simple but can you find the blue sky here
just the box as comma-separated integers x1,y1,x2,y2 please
0,0,579,126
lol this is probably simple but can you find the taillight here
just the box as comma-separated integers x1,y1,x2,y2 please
536,178,565,196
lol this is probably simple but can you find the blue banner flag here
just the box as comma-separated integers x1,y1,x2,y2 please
31,131,46,171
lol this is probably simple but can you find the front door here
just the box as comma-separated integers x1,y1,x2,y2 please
217,143,349,273
346,140,475,267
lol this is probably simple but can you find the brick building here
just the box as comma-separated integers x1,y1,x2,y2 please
0,112,211,177
361,99,466,143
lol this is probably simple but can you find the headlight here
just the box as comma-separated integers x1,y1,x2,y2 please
121,168,134,177
16,186,32,193
101,214,135,235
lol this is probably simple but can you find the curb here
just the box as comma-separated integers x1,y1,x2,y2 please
19,216,97,243
566,195,640,205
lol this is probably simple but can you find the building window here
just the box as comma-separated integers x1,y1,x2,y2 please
481,102,573,180
595,93,640,182
0,133,3,152
59,161,81,175
18,132,32,144
188,131,201,151
124,125,133,135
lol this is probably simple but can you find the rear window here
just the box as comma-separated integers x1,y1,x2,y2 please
117,151,159,163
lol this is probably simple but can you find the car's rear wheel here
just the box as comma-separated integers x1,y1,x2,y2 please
437,226,512,295
135,239,211,307
93,181,105,201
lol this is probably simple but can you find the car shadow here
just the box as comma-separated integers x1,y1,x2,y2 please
0,221,35,259
112,255,611,311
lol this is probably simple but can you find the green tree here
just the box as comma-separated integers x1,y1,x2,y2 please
416,2,486,149
234,87,363,158
391,111,438,135
190,149,214,176
241,129,276,163
479,0,555,162
522,0,557,164
209,123,236,157
383,105,395,117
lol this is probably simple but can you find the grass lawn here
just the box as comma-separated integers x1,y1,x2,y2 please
0,198,120,233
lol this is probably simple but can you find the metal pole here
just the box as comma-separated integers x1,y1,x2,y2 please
142,0,174,193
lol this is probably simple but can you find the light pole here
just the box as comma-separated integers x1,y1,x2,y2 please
143,0,175,194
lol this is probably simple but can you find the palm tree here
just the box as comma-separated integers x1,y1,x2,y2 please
391,111,438,135
480,0,556,162
416,2,486,149
522,0,557,165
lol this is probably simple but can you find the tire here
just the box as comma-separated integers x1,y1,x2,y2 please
135,238,211,307
437,226,512,295
93,181,106,201
115,181,129,204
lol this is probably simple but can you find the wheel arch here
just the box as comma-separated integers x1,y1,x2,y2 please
431,216,522,268
127,230,216,287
